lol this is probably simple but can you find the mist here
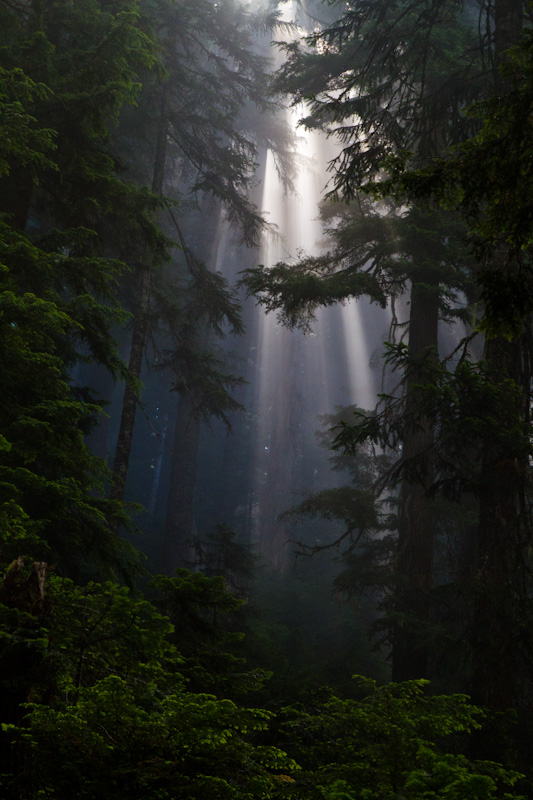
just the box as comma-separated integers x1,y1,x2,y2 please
1,0,533,795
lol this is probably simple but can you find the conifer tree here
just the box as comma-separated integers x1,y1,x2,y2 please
108,0,281,543
0,0,165,575
378,2,532,712
243,0,487,679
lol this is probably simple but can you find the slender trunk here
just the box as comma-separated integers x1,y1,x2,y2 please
109,87,169,507
163,395,201,571
151,87,169,199
161,204,227,568
217,244,266,545
109,274,150,503
392,271,439,681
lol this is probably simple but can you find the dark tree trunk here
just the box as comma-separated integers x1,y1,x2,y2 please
494,0,522,77
163,394,201,571
392,272,439,681
151,86,169,200
471,328,529,710
109,272,150,504
161,202,228,569
468,0,526,712
109,88,169,508
0,560,49,800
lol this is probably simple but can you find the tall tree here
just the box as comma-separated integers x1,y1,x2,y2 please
0,0,165,575
243,0,486,679
108,0,281,529
470,0,525,713
353,5,533,710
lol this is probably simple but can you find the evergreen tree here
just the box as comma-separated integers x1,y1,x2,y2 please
0,0,165,575
3,3,533,795
243,0,487,680
361,18,533,711
108,0,285,565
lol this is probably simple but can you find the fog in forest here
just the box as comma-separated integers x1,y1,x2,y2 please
2,0,533,796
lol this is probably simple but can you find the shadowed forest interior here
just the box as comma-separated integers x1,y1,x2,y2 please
2,0,533,797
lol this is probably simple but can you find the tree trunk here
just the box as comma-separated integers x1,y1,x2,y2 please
468,0,526,712
161,202,229,569
471,326,529,710
109,272,150,504
392,271,439,681
163,394,201,571
494,0,522,78
109,87,169,508
148,412,169,515
0,560,49,800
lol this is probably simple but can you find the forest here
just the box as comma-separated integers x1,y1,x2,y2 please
2,0,533,796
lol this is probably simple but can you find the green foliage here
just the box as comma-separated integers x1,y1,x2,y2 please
274,0,484,196
282,487,382,559
280,678,525,800
113,0,288,434
191,524,256,589
0,67,56,179
2,2,533,799
0,236,133,571
0,575,297,799
241,252,387,332
20,677,294,800
151,569,267,696
154,254,247,425
41,577,179,696
332,344,532,502
0,0,171,573
241,189,471,336
365,30,533,338
147,0,277,246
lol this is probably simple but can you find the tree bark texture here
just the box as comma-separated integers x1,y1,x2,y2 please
471,333,530,710
392,272,439,682
468,0,527,712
